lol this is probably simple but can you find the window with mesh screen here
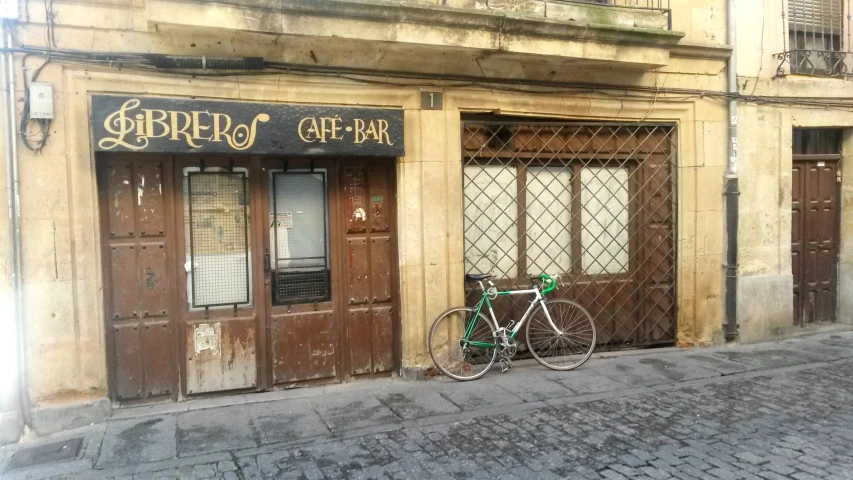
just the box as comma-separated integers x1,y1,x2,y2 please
581,167,630,275
183,169,252,308
463,165,518,279
269,170,330,304
526,166,572,276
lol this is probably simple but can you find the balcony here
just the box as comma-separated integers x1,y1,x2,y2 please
775,0,852,77
145,0,686,71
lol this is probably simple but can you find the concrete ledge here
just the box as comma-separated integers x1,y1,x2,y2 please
0,410,22,445
30,398,111,437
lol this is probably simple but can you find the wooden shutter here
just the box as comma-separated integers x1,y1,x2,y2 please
789,0,844,33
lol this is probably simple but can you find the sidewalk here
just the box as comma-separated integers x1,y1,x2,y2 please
3,326,853,480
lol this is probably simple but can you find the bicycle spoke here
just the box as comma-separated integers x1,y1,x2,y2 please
429,307,497,381
525,300,597,371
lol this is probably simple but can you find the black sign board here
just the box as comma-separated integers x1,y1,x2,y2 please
91,95,405,157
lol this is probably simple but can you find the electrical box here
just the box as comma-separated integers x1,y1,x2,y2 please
29,83,54,119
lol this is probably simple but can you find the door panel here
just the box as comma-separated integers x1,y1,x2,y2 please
264,163,340,385
179,160,260,395
186,318,257,394
101,158,177,402
792,159,839,326
342,164,397,376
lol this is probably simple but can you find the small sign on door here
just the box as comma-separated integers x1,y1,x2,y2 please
270,212,294,228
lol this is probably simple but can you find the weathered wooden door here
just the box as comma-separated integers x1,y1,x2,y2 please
100,155,178,403
792,157,840,326
263,159,342,384
340,163,397,376
262,159,398,385
177,157,263,395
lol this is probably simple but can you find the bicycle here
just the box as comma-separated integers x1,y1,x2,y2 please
428,273,597,381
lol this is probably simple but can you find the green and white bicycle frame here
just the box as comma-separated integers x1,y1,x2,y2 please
464,274,561,349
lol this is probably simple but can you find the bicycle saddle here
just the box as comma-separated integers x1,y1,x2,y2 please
465,273,493,282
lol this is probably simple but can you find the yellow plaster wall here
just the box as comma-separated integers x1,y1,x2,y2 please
733,0,853,341
4,0,730,402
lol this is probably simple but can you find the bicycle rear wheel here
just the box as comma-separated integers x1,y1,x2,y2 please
428,307,497,381
526,299,596,371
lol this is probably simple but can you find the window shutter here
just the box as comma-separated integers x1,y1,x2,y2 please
789,0,844,33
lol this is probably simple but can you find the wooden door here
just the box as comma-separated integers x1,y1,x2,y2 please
263,159,342,385
262,159,398,385
176,157,263,395
792,157,840,326
100,155,178,402
341,163,397,376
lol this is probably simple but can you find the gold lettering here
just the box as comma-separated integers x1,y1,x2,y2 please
354,118,366,144
191,111,212,142
143,109,170,139
211,113,232,143
169,111,203,148
298,117,319,143
377,119,393,145
226,114,270,150
328,116,343,140
135,114,145,137
364,120,379,143
98,99,148,150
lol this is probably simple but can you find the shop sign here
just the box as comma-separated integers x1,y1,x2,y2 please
91,95,405,156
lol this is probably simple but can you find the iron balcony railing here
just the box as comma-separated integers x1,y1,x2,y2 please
776,0,852,76
550,0,673,30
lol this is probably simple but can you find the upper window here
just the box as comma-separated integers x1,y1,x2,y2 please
786,0,846,75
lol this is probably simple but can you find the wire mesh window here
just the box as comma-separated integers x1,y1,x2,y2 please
462,121,677,349
184,168,252,308
269,170,330,304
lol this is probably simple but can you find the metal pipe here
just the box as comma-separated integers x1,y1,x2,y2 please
2,23,28,424
723,0,739,340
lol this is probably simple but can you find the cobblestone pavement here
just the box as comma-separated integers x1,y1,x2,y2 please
4,329,853,479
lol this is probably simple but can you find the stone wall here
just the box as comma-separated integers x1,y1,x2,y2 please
3,0,729,411
734,0,853,341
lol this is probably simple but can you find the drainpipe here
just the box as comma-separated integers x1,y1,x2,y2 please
723,0,739,340
1,21,29,424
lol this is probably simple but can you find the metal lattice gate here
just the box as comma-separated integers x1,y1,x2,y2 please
462,120,677,350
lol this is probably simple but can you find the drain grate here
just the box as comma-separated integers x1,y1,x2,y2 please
5,437,83,471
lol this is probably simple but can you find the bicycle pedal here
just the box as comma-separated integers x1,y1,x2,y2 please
499,359,513,373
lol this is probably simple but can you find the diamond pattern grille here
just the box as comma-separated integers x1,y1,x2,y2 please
462,121,677,350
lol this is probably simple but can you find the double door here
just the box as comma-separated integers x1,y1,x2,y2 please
100,155,398,402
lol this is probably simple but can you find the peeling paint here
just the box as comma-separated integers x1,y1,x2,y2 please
137,175,145,206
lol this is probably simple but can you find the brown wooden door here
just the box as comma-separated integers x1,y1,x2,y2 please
176,157,263,395
341,163,397,376
261,159,398,386
100,155,179,403
792,157,840,326
262,159,341,385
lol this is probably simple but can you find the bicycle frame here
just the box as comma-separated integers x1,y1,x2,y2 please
463,277,562,349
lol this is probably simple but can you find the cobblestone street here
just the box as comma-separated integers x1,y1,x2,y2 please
4,329,853,479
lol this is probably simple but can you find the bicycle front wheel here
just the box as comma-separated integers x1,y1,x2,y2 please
526,299,596,371
428,307,497,381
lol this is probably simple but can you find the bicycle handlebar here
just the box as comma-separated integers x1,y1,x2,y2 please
533,274,557,295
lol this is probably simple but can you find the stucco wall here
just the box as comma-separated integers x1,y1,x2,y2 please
734,0,853,341
4,0,730,404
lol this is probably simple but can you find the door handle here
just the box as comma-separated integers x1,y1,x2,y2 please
263,248,271,277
